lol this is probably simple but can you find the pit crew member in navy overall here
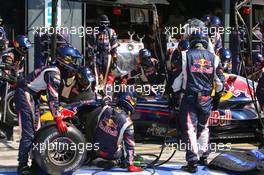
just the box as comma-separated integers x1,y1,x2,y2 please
89,92,143,172
6,35,32,78
209,16,223,53
125,49,165,96
15,45,82,175
0,36,32,140
88,14,118,87
219,48,232,73
169,40,190,90
172,31,225,173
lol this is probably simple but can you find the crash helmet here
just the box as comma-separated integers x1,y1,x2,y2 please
202,15,211,25
116,91,137,113
13,35,32,54
184,18,205,37
138,48,158,77
77,66,95,91
253,53,264,66
56,45,83,71
186,18,205,29
178,39,190,51
189,31,209,49
219,48,232,61
99,14,110,27
210,16,221,27
139,48,152,67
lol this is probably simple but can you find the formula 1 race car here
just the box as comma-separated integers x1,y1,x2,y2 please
31,72,264,174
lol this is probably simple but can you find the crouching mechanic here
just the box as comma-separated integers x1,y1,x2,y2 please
15,45,83,175
86,92,143,172
172,31,225,173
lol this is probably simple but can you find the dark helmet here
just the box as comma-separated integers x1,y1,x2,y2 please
202,15,211,23
13,35,32,54
178,39,190,51
219,48,232,61
253,53,264,65
99,14,110,26
189,31,209,49
139,49,152,67
116,91,137,113
77,66,95,90
210,16,221,26
56,45,83,71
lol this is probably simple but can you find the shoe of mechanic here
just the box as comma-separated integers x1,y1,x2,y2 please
128,165,143,172
181,161,198,173
17,163,32,175
54,117,68,134
198,158,208,166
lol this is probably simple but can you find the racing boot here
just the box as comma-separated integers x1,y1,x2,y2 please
17,163,31,175
198,157,208,166
181,161,198,173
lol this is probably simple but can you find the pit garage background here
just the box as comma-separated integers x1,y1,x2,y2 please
0,0,263,73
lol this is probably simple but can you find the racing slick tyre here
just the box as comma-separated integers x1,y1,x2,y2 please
33,123,87,175
1,90,17,126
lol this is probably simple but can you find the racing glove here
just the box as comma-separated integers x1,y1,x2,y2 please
128,165,143,172
54,116,68,134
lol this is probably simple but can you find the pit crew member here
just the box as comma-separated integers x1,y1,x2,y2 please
172,31,225,173
15,45,82,175
86,92,143,172
219,48,232,73
87,14,118,88
209,16,223,53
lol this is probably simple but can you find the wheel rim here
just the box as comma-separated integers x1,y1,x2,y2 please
47,137,78,166
7,95,16,117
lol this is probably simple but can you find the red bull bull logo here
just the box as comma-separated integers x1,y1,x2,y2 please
209,110,231,126
99,117,118,137
104,118,118,129
191,58,213,74
225,75,254,98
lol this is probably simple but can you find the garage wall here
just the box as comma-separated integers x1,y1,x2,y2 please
27,0,82,73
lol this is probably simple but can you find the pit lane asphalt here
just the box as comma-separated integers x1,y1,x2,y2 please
0,138,262,175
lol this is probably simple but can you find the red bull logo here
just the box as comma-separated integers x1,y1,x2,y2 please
191,58,213,74
225,75,254,98
209,110,231,126
193,58,211,67
104,118,118,129
99,117,118,137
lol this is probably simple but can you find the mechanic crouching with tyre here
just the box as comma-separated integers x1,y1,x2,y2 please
85,92,143,172
172,31,225,173
15,45,82,175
